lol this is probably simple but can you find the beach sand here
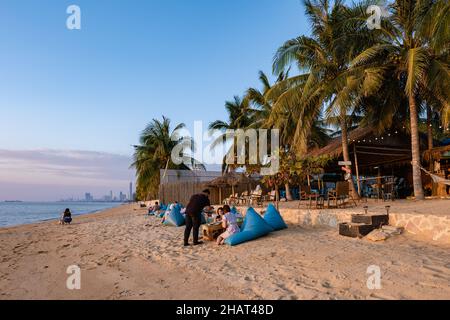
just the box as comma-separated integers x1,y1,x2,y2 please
0,204,449,300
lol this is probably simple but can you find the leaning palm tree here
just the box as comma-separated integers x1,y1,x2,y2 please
131,116,204,200
351,0,450,200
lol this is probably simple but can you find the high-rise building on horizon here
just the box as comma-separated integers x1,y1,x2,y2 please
85,193,93,202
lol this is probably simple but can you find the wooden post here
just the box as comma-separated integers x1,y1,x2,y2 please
354,144,361,196
219,187,222,205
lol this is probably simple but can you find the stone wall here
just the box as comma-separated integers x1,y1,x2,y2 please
389,213,450,243
236,206,450,245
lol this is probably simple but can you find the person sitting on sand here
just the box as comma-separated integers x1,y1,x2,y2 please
149,201,160,215
217,205,240,245
213,207,224,222
60,208,72,225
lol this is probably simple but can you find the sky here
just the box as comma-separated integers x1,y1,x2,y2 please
0,0,309,201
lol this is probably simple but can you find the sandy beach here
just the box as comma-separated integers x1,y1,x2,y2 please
0,203,449,300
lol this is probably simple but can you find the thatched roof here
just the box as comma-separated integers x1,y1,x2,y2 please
207,172,252,187
307,126,374,158
305,126,428,168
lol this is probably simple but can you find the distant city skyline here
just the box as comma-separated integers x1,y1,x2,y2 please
59,188,132,202
0,0,306,201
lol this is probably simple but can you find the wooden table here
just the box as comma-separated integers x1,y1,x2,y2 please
201,220,243,241
201,223,225,241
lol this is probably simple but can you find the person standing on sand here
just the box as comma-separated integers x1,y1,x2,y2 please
184,189,213,247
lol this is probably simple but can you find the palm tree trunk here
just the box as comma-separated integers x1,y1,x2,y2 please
427,105,433,150
341,118,359,200
409,95,425,200
284,183,293,201
275,185,280,210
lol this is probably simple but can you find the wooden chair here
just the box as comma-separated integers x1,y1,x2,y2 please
225,193,239,205
298,185,311,208
250,189,263,207
383,177,395,201
238,191,249,205
263,190,276,203
327,181,355,208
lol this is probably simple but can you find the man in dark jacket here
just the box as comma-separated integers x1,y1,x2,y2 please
184,189,213,246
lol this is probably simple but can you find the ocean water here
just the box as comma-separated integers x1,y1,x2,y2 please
0,202,123,227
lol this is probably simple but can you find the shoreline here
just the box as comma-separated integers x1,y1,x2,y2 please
0,202,127,229
1,203,449,300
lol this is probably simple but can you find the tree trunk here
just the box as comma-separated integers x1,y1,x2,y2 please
284,183,293,201
427,105,433,150
275,185,280,210
341,118,360,200
409,95,425,200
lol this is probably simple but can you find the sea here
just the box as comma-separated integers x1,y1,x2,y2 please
0,201,123,227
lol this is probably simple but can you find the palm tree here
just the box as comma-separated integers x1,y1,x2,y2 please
272,0,374,199
209,96,254,173
351,0,450,200
246,70,330,200
131,116,204,200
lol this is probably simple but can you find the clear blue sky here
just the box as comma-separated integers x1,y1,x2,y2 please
0,0,309,200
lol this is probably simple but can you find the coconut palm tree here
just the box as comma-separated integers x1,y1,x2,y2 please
272,0,375,199
351,0,450,200
131,116,204,200
209,95,254,173
246,70,331,199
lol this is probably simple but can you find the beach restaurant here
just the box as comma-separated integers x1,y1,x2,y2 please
305,126,435,199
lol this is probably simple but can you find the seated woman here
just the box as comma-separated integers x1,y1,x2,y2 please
217,205,240,245
213,207,224,223
148,201,160,215
60,208,72,225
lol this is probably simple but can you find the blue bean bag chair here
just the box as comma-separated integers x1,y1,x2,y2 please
163,206,185,227
225,207,274,246
263,204,288,231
